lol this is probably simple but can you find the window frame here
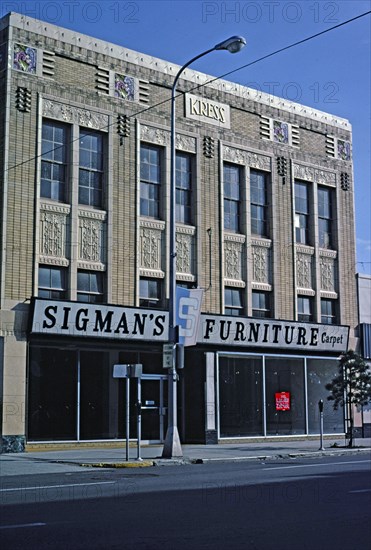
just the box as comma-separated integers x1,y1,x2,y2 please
224,163,242,233
295,180,310,245
140,144,162,219
252,290,271,318
139,278,163,309
250,169,268,237
224,287,244,316
78,129,104,209
41,120,68,202
176,151,193,225
321,298,337,325
318,186,333,249
297,296,313,322
77,270,104,304
38,265,67,300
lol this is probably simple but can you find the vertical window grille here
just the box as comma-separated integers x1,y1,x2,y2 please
41,120,68,202
250,170,268,236
140,144,161,218
224,163,241,232
79,130,104,208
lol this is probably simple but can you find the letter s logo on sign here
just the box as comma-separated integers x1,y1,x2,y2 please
179,297,198,338
176,288,204,347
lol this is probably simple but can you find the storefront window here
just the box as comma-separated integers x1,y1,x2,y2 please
28,348,77,441
80,351,112,439
28,347,117,441
307,359,344,434
219,356,263,437
265,358,305,435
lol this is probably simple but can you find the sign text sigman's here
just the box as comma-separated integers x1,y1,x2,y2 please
31,299,349,353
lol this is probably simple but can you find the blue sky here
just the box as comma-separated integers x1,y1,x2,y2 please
3,0,371,273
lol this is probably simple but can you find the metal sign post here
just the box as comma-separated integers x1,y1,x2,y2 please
126,377,130,461
137,377,142,461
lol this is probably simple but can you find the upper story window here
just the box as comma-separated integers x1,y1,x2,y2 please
139,278,163,309
250,170,268,237
224,287,244,316
321,299,337,325
38,265,67,300
298,296,313,322
176,152,192,224
41,120,68,202
79,130,104,208
224,163,241,232
318,186,333,249
140,144,161,218
77,270,104,303
252,290,271,318
295,181,309,244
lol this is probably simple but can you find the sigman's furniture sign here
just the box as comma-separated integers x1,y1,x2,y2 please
31,299,349,353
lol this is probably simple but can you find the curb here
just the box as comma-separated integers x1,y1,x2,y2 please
80,460,154,468
192,455,270,464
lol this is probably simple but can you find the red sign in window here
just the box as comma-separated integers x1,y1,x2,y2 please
275,392,291,411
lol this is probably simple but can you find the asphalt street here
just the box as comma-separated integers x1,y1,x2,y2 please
1,454,370,549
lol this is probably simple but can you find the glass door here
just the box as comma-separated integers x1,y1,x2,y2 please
140,375,167,442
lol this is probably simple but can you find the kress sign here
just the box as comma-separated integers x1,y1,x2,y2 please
185,93,230,128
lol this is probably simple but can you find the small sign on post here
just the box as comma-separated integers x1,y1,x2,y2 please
163,344,173,369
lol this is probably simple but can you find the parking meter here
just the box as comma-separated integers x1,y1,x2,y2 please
318,399,325,450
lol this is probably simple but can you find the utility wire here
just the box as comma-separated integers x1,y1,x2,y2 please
5,9,371,173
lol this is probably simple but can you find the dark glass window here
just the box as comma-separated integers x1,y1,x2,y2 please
219,356,263,437
140,144,161,218
28,348,77,441
38,265,66,299
321,299,337,324
140,278,162,308
250,170,268,236
265,358,305,435
295,181,309,244
225,287,244,316
298,296,313,322
41,120,68,202
224,163,241,232
79,130,104,208
307,359,344,434
77,271,104,303
252,291,271,318
318,186,333,248
176,152,192,224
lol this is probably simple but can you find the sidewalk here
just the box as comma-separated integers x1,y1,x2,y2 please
1,438,370,477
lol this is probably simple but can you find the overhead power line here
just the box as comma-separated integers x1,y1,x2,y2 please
5,9,371,174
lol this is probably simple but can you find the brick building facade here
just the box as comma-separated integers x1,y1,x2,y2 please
0,13,358,452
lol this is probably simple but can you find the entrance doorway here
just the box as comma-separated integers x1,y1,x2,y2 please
140,375,168,443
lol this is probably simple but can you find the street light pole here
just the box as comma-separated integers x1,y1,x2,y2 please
162,36,246,459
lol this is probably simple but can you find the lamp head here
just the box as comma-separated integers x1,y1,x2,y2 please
214,35,246,53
